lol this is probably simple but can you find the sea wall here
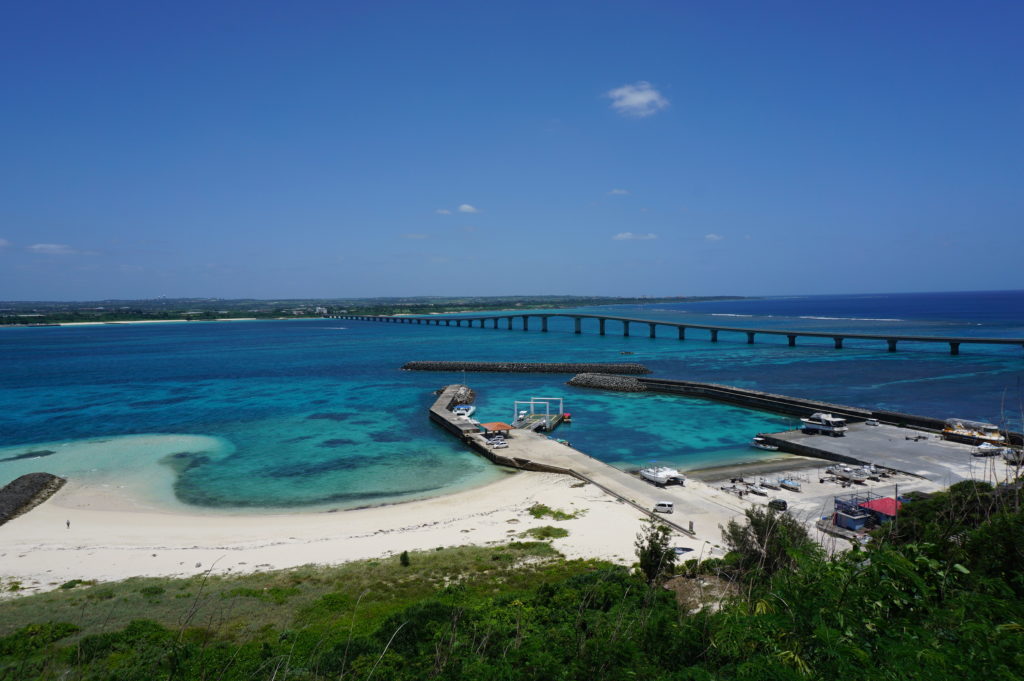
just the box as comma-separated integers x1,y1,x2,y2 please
404,361,650,374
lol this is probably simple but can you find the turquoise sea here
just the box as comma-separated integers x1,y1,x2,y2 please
1,290,1022,512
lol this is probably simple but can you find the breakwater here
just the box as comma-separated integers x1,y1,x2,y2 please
404,361,650,374
0,473,66,526
567,373,648,392
567,374,1024,447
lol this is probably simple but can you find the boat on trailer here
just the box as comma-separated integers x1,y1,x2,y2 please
779,479,802,492
639,466,686,487
800,412,848,436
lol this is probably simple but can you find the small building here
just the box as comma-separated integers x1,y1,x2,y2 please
478,422,513,436
831,491,902,531
858,497,902,525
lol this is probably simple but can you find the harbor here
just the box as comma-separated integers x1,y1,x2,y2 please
433,382,1022,551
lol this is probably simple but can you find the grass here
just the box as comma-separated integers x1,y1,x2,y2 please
0,541,589,644
526,503,585,521
520,526,570,540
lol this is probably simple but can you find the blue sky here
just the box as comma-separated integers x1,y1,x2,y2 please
1,1,1022,300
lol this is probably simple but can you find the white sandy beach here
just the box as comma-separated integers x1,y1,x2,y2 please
0,470,662,596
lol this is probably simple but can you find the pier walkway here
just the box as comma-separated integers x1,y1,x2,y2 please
336,312,1024,356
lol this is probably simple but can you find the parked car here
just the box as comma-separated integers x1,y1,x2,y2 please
768,499,788,511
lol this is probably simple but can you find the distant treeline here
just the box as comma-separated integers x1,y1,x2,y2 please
0,295,746,325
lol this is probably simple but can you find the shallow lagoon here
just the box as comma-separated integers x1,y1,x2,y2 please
2,292,1022,511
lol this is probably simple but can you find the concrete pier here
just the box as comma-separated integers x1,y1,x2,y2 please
335,313,1024,356
429,385,696,536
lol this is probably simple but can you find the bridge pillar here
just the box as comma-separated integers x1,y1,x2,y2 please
457,320,463,327
541,317,548,332
506,317,513,330
949,342,960,355
746,331,755,344
649,323,656,338
888,339,898,352
678,326,686,340
493,318,499,329
788,335,796,347
522,316,529,331
710,329,718,342
623,321,630,337
834,337,844,349
574,318,581,334
599,319,606,336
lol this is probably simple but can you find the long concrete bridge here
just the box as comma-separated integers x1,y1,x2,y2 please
333,313,1024,356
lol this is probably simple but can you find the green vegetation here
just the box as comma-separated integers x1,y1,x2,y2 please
520,525,570,540
2,484,1023,680
526,503,584,521
0,295,745,325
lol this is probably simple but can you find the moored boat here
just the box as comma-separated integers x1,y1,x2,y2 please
452,404,476,418
751,435,779,451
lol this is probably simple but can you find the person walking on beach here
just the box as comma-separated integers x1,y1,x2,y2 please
66,519,70,529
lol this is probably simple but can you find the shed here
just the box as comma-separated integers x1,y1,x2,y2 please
479,422,513,435
859,497,902,523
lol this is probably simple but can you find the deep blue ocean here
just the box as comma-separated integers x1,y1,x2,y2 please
2,290,1022,512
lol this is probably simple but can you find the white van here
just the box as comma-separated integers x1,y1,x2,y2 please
653,501,674,514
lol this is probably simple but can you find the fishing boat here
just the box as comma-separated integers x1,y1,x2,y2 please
759,478,780,490
639,466,686,487
943,418,1005,443
826,465,867,483
779,479,802,492
746,483,768,496
452,404,476,418
800,412,848,436
751,435,779,451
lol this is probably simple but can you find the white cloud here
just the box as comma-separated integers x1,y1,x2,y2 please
458,204,479,213
704,233,723,241
613,232,658,241
435,209,451,215
608,188,630,196
606,81,669,118
402,233,428,240
28,243,90,255
0,238,10,248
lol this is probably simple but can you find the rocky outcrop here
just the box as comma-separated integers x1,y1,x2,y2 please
567,373,648,392
405,361,649,374
0,472,66,526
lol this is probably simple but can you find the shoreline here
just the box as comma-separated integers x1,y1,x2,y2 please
0,469,657,597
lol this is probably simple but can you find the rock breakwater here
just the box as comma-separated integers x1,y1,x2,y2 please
0,472,66,526
567,373,648,392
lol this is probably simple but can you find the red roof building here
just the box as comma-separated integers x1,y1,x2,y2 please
858,497,902,518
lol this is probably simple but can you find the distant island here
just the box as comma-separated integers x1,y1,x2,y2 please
0,295,747,326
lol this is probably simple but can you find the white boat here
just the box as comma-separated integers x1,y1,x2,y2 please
779,479,802,492
973,442,1002,456
800,412,848,436
746,483,768,496
452,404,476,418
751,436,779,451
826,465,867,483
639,466,686,487
759,478,780,490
